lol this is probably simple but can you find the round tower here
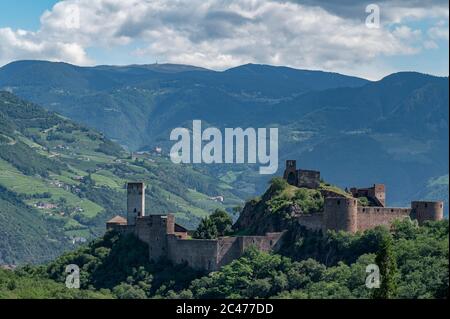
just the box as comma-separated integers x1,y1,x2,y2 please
323,197,358,233
411,201,444,225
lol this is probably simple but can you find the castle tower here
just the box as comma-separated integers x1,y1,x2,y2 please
323,197,358,233
127,182,145,225
372,184,386,207
283,160,298,186
134,214,174,261
411,201,444,225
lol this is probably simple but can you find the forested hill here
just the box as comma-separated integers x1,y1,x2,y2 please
0,92,242,265
1,219,447,299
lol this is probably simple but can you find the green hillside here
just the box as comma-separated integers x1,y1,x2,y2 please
0,92,243,265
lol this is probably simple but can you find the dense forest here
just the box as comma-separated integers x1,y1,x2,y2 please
1,217,447,299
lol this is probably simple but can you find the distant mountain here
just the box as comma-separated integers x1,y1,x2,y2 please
0,60,368,149
0,60,447,214
0,92,241,265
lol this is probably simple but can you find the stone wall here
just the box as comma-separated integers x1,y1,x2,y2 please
324,197,358,233
297,170,320,189
238,233,285,253
166,232,285,271
411,201,444,225
356,207,411,231
217,237,241,268
167,235,219,271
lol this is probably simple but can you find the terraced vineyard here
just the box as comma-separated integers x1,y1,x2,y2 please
0,92,243,265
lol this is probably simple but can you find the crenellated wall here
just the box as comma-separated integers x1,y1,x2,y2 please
166,232,285,271
356,207,411,231
167,235,219,271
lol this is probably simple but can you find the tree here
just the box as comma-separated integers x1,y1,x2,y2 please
113,283,147,299
372,233,398,299
210,209,233,236
193,217,218,239
269,177,288,193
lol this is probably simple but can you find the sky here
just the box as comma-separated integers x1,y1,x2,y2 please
0,0,448,80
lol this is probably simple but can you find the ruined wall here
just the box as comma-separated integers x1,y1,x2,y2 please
356,207,410,232
373,184,386,207
296,213,324,231
167,236,219,271
350,184,386,207
283,160,298,186
297,170,320,189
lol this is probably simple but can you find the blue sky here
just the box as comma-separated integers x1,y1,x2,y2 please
0,0,448,80
0,1,59,29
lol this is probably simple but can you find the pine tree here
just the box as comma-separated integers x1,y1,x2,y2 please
193,217,218,239
372,233,398,299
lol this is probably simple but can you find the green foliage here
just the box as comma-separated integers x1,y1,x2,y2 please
293,188,324,214
0,185,69,265
269,177,289,194
373,233,398,299
2,219,446,299
96,139,124,157
0,141,65,177
209,209,233,236
193,217,218,239
0,268,113,299
357,197,370,207
44,231,202,299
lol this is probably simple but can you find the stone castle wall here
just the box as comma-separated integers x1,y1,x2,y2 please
324,197,358,233
165,232,285,271
356,207,411,232
167,235,219,271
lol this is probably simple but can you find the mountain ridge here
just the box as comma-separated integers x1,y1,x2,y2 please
0,60,447,214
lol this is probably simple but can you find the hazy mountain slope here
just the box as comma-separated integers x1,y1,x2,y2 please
0,60,369,149
0,92,242,265
0,61,447,214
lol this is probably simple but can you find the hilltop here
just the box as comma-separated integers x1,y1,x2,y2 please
0,92,242,265
234,177,350,235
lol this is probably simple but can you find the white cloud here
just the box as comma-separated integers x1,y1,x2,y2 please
0,27,91,65
0,0,448,79
428,23,449,41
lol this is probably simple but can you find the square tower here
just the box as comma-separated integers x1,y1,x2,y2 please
283,160,298,186
127,182,145,225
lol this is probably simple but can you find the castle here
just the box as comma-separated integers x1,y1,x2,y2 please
283,160,443,233
107,182,284,272
107,162,444,272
